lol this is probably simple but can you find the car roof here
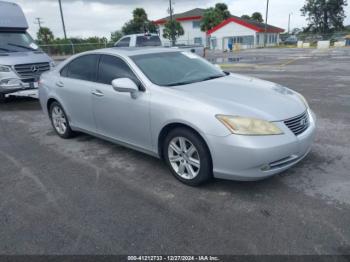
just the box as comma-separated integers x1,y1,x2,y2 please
90,47,181,57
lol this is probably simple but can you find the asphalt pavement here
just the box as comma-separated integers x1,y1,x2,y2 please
0,47,349,255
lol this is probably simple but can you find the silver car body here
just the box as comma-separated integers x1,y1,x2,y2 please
39,48,316,181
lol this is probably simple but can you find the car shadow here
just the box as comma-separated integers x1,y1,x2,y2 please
0,96,41,111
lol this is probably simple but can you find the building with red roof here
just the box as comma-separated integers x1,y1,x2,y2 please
154,8,284,50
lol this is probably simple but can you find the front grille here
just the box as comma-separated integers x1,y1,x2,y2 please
14,62,50,79
284,111,310,136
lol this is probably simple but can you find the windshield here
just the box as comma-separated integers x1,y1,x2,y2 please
131,52,225,86
0,32,40,53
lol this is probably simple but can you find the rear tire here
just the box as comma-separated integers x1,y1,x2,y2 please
49,102,75,139
163,127,212,186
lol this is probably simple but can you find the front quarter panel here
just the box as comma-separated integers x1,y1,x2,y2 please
149,85,231,153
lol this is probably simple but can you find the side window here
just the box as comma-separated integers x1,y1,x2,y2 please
136,36,162,47
64,54,99,81
60,65,68,77
97,55,140,87
115,37,130,47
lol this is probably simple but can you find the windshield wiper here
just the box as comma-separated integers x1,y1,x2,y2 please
0,47,15,52
165,80,197,87
200,74,226,82
7,43,36,51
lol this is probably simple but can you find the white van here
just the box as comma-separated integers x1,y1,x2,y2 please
0,1,53,101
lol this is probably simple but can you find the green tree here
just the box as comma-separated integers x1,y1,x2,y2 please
162,20,184,44
301,0,348,33
110,30,123,43
37,27,54,44
201,3,231,32
122,8,158,34
241,15,251,20
251,12,264,23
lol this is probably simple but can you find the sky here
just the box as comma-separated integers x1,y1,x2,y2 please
5,0,350,39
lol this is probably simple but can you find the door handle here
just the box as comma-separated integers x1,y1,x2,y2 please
91,90,104,97
56,81,64,87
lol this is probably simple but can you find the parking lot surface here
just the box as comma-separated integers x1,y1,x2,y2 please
0,48,350,255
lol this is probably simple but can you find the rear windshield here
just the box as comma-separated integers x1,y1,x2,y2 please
0,32,40,53
136,36,162,47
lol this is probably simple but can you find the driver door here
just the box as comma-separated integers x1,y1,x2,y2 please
92,55,152,151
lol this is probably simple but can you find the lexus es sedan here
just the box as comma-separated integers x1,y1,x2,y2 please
39,48,316,186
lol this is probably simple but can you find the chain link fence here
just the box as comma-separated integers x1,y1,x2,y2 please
39,42,115,57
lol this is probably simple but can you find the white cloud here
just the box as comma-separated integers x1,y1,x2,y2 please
5,0,350,38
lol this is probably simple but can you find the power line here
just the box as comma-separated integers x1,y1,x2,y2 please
58,0,67,39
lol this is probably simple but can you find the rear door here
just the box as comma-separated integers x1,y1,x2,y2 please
57,54,99,132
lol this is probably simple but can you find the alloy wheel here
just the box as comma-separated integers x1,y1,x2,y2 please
51,105,67,135
168,136,201,180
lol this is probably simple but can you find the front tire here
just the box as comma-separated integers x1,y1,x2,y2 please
164,128,212,186
49,102,74,139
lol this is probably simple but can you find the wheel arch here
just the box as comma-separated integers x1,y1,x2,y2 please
157,122,212,164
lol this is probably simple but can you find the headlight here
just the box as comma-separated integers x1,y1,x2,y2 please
0,65,11,72
296,92,309,108
50,61,56,68
216,115,283,135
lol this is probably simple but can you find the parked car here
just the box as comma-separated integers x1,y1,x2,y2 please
283,35,298,45
115,33,205,57
39,48,316,186
0,1,53,101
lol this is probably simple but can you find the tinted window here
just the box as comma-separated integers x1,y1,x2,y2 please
136,36,162,47
97,55,140,86
115,37,130,47
65,54,99,81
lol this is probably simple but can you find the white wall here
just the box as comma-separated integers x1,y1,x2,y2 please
209,22,256,50
158,20,206,46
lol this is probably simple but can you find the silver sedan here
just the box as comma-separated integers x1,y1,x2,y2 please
39,48,316,186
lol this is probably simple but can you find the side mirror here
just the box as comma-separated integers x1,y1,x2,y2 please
112,78,138,93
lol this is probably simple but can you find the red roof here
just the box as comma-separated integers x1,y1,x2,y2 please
207,17,284,35
154,8,204,25
154,16,202,24
154,8,284,34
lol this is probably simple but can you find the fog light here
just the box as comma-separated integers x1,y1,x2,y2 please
261,164,271,171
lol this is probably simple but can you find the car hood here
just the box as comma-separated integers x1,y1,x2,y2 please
0,51,52,66
172,73,306,121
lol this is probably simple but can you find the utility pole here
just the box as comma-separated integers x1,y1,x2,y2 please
264,0,269,47
169,0,175,46
58,0,67,39
34,17,43,30
288,13,292,34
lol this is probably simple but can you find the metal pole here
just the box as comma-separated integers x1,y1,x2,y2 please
264,0,269,47
58,0,67,39
169,0,175,46
288,13,292,34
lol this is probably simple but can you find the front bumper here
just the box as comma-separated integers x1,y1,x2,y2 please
0,78,39,95
206,110,317,181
